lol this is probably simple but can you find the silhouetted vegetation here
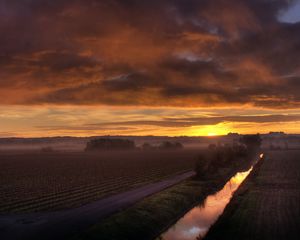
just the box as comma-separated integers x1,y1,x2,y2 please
196,144,246,179
159,141,183,150
239,134,262,155
196,135,261,179
142,141,184,150
85,138,136,151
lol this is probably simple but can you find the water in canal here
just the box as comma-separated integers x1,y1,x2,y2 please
158,165,254,240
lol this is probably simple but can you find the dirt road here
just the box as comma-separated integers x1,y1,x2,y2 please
0,171,195,240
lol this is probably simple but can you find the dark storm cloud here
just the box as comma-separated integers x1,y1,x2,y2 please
0,0,300,108
34,52,99,72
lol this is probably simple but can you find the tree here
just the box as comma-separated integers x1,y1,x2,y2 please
85,138,136,151
240,134,262,154
195,153,211,179
159,141,183,150
195,143,249,179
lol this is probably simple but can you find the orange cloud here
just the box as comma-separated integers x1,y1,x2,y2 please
0,0,300,137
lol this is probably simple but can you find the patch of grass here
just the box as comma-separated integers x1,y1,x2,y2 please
72,180,205,240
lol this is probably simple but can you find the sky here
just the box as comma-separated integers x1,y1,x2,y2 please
0,0,300,137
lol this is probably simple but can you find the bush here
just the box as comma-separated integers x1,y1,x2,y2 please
85,138,136,151
195,153,211,179
195,143,251,179
239,134,262,156
158,141,183,150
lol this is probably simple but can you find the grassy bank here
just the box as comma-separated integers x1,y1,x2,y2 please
204,150,300,240
71,156,255,240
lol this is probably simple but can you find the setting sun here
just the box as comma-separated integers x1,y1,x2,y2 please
208,132,217,137
188,123,232,137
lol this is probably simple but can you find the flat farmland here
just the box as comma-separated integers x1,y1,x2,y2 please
0,149,198,214
204,150,300,240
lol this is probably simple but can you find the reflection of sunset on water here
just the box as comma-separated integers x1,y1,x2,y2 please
159,168,252,240
230,168,252,185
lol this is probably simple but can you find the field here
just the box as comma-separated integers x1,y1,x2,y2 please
204,150,300,240
71,151,255,240
0,149,198,213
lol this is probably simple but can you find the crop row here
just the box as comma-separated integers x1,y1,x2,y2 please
0,150,197,213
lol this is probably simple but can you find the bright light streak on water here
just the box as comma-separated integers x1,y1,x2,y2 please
158,162,257,240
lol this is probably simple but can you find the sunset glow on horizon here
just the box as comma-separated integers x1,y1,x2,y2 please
1,104,300,137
